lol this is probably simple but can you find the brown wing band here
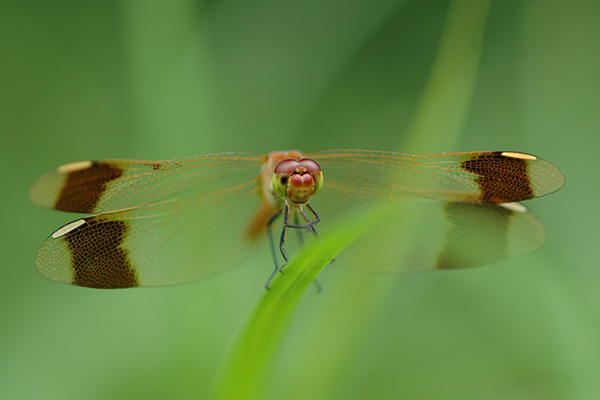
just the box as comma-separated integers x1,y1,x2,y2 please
56,162,123,213
65,218,138,288
462,152,534,203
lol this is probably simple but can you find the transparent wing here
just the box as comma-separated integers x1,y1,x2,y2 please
32,149,564,286
34,154,267,288
305,149,563,272
30,152,266,214
308,149,564,204
313,200,546,272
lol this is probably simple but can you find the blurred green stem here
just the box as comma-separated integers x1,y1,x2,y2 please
210,209,382,400
404,0,490,152
211,1,490,398
308,0,491,395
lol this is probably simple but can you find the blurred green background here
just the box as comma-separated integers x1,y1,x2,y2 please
1,0,598,399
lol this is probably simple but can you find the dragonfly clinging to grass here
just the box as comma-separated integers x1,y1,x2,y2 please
30,149,564,289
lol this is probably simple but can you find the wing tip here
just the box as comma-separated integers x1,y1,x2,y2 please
29,171,62,209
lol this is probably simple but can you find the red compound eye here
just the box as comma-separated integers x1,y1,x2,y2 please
274,159,301,175
298,158,321,174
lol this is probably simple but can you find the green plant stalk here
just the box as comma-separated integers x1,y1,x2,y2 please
212,1,490,398
286,0,492,393
210,208,384,400
404,0,490,151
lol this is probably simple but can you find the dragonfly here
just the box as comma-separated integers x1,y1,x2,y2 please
30,150,564,289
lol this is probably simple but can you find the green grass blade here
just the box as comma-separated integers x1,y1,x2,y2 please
210,207,385,400
403,0,490,151
212,3,491,398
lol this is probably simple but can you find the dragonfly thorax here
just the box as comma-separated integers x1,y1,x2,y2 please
272,158,323,204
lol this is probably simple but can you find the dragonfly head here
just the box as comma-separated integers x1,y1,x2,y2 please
272,158,323,204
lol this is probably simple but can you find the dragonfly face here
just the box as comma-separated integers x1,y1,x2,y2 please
271,158,323,204
30,149,564,289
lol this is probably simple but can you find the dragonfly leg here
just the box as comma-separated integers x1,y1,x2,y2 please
282,203,324,291
302,204,323,291
265,208,283,290
266,203,324,290
285,202,320,232
264,205,292,289
305,203,321,229
278,205,291,272
280,209,309,273
301,203,321,238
